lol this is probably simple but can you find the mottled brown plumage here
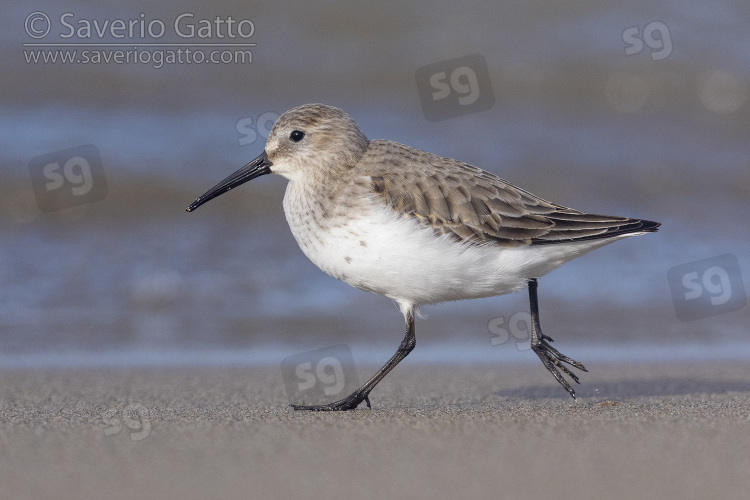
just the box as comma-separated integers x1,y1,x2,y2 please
366,140,658,247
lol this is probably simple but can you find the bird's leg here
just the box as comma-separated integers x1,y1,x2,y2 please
292,308,416,411
528,278,588,399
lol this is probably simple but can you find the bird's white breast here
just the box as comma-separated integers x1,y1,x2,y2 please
282,180,632,307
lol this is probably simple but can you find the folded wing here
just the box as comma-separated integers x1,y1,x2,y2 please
367,141,660,247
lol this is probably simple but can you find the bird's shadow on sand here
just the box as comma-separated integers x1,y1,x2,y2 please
494,378,750,400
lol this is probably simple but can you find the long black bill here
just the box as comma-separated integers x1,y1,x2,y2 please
186,151,272,212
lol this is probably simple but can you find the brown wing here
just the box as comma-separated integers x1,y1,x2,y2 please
365,140,660,247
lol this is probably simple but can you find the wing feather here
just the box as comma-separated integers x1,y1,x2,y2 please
365,140,660,246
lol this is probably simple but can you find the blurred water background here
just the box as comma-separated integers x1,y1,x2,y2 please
1,0,749,368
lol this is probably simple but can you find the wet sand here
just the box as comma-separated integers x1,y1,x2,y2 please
1,360,749,500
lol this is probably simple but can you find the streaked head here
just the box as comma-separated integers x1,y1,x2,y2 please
186,104,369,212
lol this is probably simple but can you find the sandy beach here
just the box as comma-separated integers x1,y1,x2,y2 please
1,360,748,500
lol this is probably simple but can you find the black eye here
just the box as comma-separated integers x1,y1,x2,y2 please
290,130,305,142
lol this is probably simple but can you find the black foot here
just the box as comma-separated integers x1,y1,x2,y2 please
531,333,588,399
291,392,371,411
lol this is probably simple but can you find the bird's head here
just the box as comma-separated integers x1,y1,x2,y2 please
186,103,368,212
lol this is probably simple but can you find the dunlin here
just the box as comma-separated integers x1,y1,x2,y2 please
187,103,660,410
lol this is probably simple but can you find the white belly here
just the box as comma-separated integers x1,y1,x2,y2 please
283,184,630,307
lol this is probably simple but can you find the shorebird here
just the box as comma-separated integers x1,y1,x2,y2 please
187,103,660,410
